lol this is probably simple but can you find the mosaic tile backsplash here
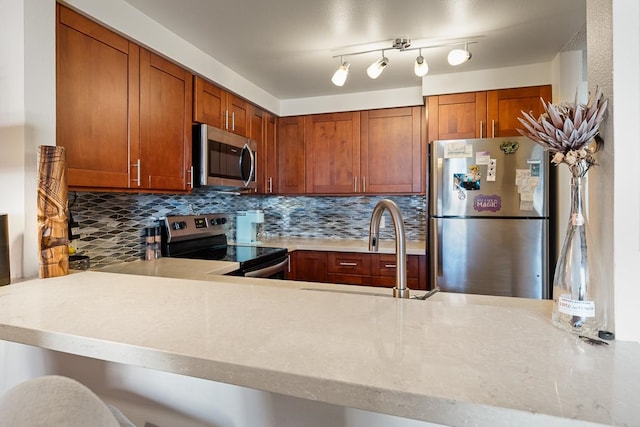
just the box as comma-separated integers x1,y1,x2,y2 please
69,189,427,269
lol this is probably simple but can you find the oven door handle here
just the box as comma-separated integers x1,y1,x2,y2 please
244,257,288,278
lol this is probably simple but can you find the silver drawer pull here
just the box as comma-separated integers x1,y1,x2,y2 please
339,262,358,266
384,264,396,268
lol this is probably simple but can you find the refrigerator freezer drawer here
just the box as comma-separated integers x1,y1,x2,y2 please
430,217,549,299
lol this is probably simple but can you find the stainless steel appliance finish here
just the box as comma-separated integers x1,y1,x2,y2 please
193,124,257,191
162,213,288,279
429,137,550,299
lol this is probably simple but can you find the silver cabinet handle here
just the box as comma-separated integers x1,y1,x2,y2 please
231,112,235,131
224,110,229,130
268,177,273,193
131,159,141,186
339,262,358,266
362,176,366,193
354,176,358,193
188,166,193,189
491,119,495,138
479,121,484,138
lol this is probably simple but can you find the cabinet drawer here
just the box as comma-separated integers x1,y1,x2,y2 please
371,254,419,278
327,252,370,275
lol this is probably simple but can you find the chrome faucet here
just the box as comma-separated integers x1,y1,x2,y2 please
368,199,409,298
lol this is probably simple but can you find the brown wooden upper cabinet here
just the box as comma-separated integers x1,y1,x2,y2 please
56,4,193,192
305,112,361,194
258,112,278,194
427,85,552,142
299,106,424,195
276,116,306,194
252,106,278,194
361,106,424,194
487,86,552,137
57,4,136,189
138,49,193,191
193,76,251,137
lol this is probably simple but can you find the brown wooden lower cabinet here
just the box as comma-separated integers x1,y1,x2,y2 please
291,250,427,290
291,251,328,283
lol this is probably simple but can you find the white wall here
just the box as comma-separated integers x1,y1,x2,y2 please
0,0,55,280
609,0,640,341
0,0,27,280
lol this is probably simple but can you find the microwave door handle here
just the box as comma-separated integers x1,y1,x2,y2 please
240,143,255,187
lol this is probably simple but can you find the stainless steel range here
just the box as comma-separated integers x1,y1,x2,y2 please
161,214,289,279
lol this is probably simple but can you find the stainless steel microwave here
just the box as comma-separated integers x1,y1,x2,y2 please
193,124,257,191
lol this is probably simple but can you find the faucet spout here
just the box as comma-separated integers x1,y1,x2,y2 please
368,199,409,298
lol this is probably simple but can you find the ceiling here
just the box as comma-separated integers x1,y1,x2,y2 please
121,0,586,100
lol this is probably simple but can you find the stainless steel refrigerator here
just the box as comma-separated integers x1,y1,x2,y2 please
429,136,550,299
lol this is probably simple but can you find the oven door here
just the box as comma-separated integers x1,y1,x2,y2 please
242,255,289,279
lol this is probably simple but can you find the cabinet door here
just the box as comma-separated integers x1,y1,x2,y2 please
139,49,193,191
56,5,137,189
360,107,424,194
193,76,250,137
370,254,426,290
227,94,251,137
427,92,487,142
263,113,277,194
305,112,361,194
276,116,306,194
251,106,266,193
193,76,225,129
487,85,552,137
292,251,328,283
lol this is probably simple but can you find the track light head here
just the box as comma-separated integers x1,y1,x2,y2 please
367,54,389,79
331,61,350,86
414,50,429,77
447,44,472,66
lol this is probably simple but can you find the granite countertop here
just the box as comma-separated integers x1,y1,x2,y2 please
0,270,638,427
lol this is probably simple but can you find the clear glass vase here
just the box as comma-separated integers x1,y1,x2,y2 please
551,174,607,336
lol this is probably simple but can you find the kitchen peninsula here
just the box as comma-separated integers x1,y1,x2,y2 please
0,270,638,427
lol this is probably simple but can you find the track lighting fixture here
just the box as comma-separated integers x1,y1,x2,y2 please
366,51,389,79
447,43,472,66
330,38,475,87
414,49,429,77
331,57,350,86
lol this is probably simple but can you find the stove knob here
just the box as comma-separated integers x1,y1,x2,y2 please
179,221,188,229
217,218,227,225
171,221,181,230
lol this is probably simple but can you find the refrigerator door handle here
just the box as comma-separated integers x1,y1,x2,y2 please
429,218,442,289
